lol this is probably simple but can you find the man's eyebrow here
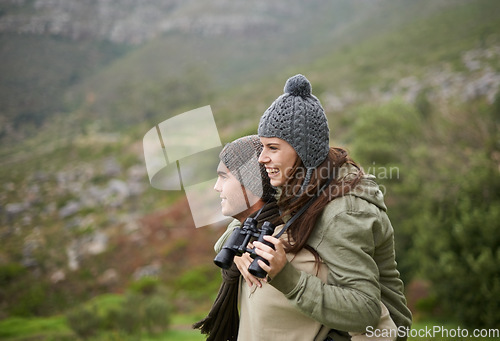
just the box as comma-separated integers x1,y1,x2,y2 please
217,170,228,176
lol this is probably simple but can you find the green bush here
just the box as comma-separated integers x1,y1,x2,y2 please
11,282,48,317
65,291,173,338
174,266,220,301
347,94,500,328
0,263,26,285
66,305,101,339
416,185,500,328
143,296,173,335
410,99,500,328
128,276,161,295
115,293,143,335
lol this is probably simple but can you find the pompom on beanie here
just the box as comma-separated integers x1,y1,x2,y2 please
219,135,276,202
258,74,330,188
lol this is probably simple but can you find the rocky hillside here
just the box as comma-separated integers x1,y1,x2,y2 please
0,0,363,44
323,45,500,114
0,0,376,141
1,0,499,321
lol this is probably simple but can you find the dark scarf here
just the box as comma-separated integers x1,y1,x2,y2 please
193,200,281,341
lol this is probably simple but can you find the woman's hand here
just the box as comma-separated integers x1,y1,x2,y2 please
234,251,264,288
253,235,287,279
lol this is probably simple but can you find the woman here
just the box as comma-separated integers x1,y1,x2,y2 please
234,74,412,341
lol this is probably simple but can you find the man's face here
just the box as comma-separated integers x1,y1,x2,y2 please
214,162,257,221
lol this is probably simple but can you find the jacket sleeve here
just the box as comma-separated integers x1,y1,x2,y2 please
269,210,382,332
214,219,241,253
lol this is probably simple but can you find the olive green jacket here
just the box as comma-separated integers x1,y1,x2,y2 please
271,170,411,337
215,165,412,340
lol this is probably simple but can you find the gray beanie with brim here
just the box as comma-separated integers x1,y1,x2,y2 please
219,135,276,202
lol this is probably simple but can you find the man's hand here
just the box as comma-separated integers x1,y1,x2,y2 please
234,247,265,288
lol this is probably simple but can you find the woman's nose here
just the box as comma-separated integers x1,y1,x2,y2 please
258,150,269,163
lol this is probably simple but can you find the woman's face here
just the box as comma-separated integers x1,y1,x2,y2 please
258,137,299,187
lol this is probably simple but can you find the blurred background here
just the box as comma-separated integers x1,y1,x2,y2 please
0,0,499,340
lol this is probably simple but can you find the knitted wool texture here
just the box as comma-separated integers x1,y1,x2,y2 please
219,135,275,202
258,74,330,187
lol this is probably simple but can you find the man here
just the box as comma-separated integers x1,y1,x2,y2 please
194,135,281,341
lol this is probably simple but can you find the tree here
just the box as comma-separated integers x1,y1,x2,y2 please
347,96,500,327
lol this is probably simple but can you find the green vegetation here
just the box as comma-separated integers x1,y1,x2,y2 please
0,33,130,140
0,315,72,340
66,290,172,338
1,0,500,338
0,308,206,341
347,96,500,327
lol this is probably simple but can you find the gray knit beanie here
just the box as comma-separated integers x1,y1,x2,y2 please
258,74,330,188
219,135,276,202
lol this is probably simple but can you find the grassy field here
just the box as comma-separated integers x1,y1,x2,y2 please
1,314,497,341
0,313,206,341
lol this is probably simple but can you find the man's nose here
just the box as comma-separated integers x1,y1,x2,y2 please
214,179,222,192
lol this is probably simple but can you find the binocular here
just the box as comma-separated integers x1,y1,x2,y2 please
214,217,275,278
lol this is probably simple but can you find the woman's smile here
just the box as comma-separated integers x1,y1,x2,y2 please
259,137,299,187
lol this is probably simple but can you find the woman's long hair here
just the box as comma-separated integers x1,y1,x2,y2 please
278,147,363,261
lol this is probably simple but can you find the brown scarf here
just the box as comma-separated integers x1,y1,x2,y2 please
193,200,281,341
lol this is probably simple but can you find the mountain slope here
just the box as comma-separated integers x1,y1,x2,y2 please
1,0,499,321
0,0,387,141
